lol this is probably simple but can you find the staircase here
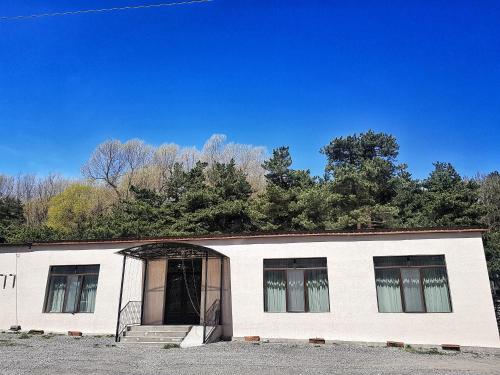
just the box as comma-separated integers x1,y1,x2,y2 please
120,325,192,345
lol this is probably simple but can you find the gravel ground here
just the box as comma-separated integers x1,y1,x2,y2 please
0,332,499,375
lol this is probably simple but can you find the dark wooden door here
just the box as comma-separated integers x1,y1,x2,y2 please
164,259,202,325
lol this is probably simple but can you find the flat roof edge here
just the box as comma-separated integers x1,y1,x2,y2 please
0,227,487,248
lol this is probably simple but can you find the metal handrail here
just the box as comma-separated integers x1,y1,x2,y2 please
203,299,221,343
116,300,142,341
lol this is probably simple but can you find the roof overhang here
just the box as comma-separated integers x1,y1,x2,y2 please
0,227,487,249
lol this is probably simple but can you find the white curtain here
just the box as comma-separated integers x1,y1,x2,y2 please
47,276,66,312
264,271,286,312
422,268,451,312
287,270,305,312
401,268,424,312
375,269,403,312
306,269,329,312
63,275,81,313
79,275,98,313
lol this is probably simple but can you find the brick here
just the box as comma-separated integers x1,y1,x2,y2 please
309,338,325,344
441,344,460,351
386,341,404,348
244,336,260,342
28,330,44,335
68,331,83,337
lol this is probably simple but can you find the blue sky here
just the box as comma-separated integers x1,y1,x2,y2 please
0,0,499,179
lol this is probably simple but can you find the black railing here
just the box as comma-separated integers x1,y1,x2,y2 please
115,300,142,341
203,299,221,343
494,298,500,334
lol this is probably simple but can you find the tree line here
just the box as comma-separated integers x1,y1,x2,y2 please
1,131,499,274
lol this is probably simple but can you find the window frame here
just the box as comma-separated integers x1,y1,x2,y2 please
373,255,453,314
263,258,330,313
43,265,100,314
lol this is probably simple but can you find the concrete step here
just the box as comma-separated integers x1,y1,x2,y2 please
120,336,184,343
127,325,191,332
124,330,189,338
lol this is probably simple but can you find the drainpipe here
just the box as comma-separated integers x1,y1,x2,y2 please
115,255,127,342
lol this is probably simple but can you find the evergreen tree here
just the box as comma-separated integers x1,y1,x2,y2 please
321,130,403,228
0,197,24,242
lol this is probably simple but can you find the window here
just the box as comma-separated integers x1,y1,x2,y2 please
263,258,330,313
373,256,452,313
44,265,100,313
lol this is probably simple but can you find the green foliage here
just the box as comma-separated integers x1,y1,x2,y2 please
421,162,482,227
321,130,403,228
250,146,318,231
0,197,23,243
46,184,100,237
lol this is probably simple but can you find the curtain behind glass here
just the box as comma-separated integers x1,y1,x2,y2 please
287,270,305,312
375,269,403,312
79,275,98,312
63,275,81,313
422,268,451,312
47,276,66,312
401,268,424,312
306,269,329,312
264,271,286,312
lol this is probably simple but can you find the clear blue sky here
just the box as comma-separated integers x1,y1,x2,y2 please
0,0,499,179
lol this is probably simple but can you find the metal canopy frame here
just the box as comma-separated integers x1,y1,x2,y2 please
115,242,226,344
117,241,226,260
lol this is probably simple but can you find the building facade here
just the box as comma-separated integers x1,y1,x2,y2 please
0,228,499,348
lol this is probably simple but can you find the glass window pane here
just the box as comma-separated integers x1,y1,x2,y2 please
287,270,305,312
79,275,98,313
422,267,451,312
407,256,445,267
63,275,81,313
374,255,445,268
375,269,403,312
75,265,100,274
306,269,329,312
374,256,407,268
401,268,425,312
50,265,77,275
46,276,67,312
264,271,286,312
295,258,327,269
264,259,293,269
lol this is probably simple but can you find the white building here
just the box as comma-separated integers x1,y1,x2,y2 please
0,228,499,348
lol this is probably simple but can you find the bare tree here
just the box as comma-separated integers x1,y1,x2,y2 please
121,139,153,198
201,134,226,165
153,143,180,188
81,140,127,198
179,146,200,171
0,174,15,198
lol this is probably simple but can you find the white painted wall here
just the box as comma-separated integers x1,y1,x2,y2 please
198,232,500,348
0,244,135,334
0,232,498,347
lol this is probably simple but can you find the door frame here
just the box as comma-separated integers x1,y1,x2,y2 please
162,258,202,325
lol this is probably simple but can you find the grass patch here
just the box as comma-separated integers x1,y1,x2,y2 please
18,333,31,339
42,334,56,339
162,343,179,349
404,345,443,355
0,339,16,347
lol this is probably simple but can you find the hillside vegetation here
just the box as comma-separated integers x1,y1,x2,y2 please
1,131,499,273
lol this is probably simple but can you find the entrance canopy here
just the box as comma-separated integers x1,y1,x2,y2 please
118,242,226,260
